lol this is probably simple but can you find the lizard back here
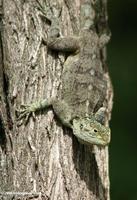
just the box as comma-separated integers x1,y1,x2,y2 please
61,30,107,118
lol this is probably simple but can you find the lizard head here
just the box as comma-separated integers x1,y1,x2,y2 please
72,117,111,146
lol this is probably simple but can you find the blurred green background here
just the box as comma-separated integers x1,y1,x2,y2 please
108,0,137,199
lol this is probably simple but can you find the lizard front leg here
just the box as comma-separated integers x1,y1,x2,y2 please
16,99,53,124
99,33,111,49
94,107,106,125
16,98,73,128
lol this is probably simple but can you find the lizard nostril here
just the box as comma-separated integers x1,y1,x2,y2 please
94,129,98,132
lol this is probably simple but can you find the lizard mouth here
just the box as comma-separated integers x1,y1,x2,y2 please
83,134,110,146
73,129,111,146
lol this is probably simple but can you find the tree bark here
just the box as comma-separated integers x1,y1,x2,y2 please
0,0,113,200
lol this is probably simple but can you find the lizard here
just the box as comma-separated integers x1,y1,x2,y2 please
16,1,111,146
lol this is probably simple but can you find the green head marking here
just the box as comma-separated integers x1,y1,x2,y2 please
72,117,110,146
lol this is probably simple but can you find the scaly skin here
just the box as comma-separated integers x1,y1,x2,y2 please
17,1,111,146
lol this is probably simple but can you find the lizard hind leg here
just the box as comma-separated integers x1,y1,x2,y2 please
80,1,95,30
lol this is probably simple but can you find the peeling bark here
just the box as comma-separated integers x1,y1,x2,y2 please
0,0,113,200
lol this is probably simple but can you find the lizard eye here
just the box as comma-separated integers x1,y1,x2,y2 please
80,124,83,129
94,129,98,133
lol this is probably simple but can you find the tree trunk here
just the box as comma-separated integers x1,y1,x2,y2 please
0,0,113,199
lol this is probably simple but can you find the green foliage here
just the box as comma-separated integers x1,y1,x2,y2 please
108,0,137,199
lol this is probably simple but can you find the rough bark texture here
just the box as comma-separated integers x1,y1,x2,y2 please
0,0,113,200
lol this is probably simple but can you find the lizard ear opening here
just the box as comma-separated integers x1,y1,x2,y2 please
70,119,73,125
94,107,106,125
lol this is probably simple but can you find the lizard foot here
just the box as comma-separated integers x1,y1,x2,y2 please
36,0,62,22
16,103,37,125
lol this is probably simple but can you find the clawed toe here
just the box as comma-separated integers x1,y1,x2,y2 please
16,105,32,123
16,102,38,125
